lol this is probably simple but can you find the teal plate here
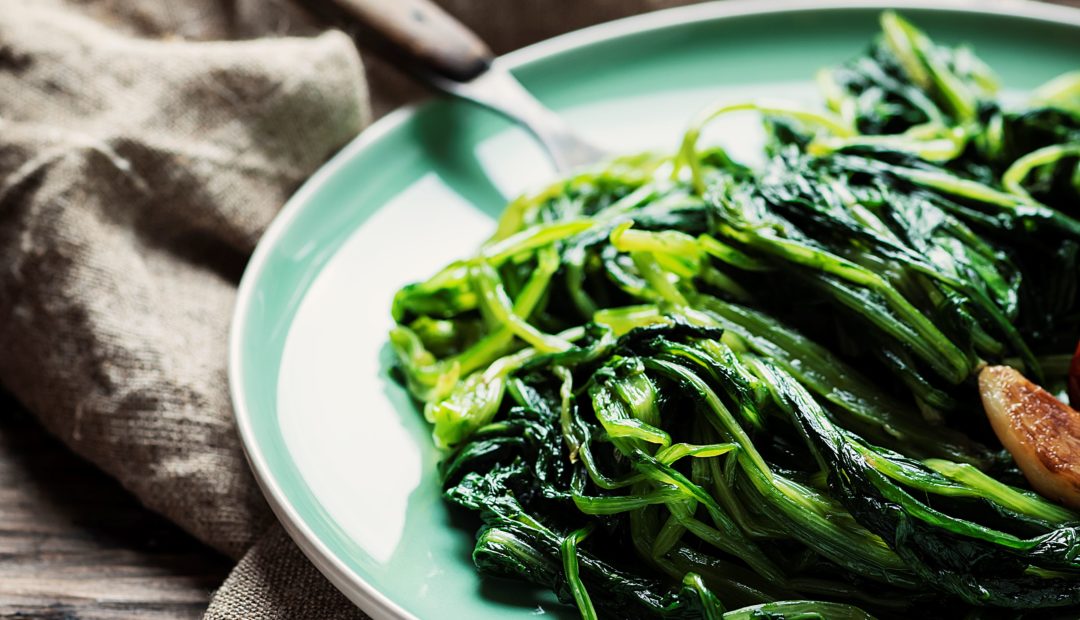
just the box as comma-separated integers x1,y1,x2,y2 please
229,2,1080,617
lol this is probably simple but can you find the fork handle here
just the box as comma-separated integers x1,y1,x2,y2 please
330,0,494,82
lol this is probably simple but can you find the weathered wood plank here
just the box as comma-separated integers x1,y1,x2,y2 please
0,395,230,620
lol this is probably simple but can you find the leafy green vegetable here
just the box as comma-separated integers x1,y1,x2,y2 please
390,11,1080,619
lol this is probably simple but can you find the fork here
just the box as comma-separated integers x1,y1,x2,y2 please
323,0,609,173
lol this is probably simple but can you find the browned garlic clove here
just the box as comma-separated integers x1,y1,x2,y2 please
980,365,1080,511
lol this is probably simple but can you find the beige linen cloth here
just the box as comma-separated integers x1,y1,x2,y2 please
0,0,703,617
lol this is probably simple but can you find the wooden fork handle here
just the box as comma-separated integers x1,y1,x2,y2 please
330,0,494,82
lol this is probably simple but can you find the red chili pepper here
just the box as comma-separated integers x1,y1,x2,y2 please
1069,340,1080,407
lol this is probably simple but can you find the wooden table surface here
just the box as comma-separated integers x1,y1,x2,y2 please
0,394,230,619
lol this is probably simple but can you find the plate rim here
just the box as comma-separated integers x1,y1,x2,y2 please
229,1,1080,618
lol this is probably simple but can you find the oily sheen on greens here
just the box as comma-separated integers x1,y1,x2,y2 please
389,13,1080,619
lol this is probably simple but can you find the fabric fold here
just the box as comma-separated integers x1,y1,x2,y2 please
0,0,369,559
204,524,364,620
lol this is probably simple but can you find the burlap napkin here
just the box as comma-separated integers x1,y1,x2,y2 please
0,0,703,618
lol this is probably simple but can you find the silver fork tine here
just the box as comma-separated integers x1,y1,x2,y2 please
325,0,607,174
429,66,609,173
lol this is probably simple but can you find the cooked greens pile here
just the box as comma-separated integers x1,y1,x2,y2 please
390,13,1080,619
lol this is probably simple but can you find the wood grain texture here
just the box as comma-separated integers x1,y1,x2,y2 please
328,0,493,80
0,393,230,620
